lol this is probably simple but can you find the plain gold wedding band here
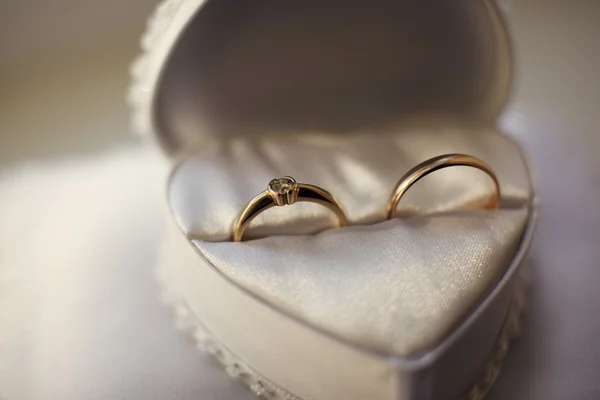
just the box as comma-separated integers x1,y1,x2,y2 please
386,154,501,219
232,176,348,242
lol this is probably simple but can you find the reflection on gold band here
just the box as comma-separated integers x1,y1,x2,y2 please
386,154,500,219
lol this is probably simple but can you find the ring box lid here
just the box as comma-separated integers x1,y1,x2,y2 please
129,0,511,156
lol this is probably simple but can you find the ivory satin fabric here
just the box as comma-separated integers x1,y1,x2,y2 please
168,128,532,356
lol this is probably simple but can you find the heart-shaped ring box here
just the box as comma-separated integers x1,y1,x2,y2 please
129,1,538,399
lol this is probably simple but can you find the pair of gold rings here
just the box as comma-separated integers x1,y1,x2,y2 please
232,154,500,242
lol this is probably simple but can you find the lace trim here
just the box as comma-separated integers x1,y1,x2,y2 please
127,0,194,138
156,245,301,400
171,304,301,400
462,269,529,400
157,246,528,400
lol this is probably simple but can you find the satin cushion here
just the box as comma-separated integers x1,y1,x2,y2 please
168,127,531,356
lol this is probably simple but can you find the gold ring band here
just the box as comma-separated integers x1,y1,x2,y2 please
386,154,501,219
233,176,348,242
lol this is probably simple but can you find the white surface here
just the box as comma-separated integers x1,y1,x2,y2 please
0,148,250,400
0,1,599,399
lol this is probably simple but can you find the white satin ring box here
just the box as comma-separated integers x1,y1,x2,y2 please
128,1,538,399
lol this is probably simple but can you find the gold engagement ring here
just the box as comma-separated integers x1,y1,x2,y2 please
232,176,348,242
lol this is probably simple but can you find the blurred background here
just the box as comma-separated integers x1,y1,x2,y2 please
0,0,155,165
0,1,598,165
0,1,599,400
